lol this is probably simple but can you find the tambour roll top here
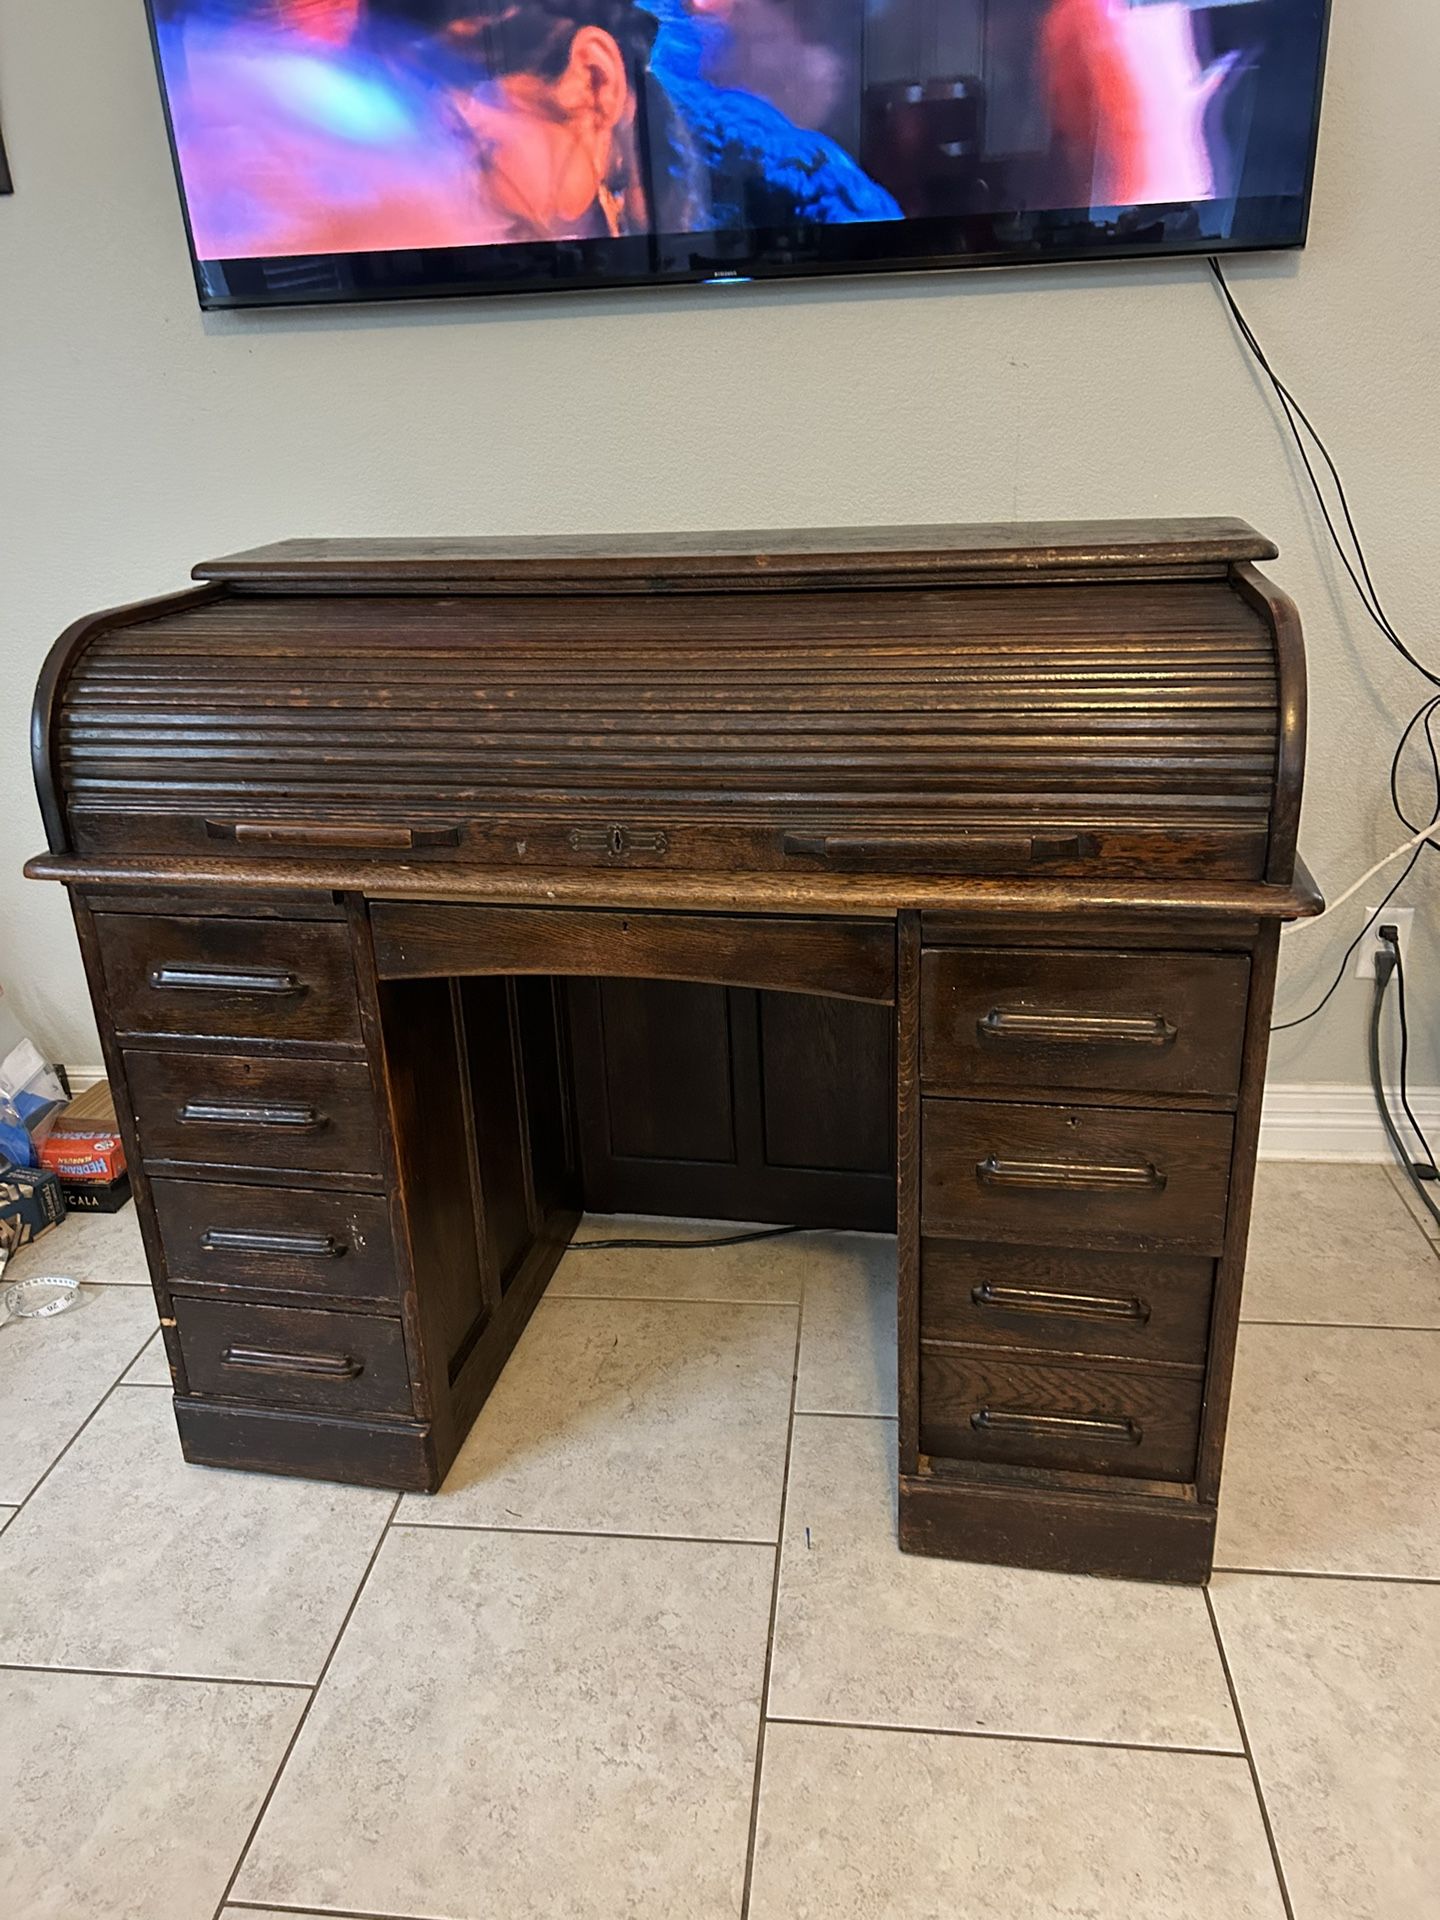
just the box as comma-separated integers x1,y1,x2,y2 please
33,520,1304,890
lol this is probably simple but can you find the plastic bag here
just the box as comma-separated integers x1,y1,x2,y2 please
0,1094,32,1169
0,1040,69,1163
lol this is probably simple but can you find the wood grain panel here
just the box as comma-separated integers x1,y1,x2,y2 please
899,1469,1214,1582
152,1178,397,1304
95,911,362,1045
52,570,1281,881
920,1349,1203,1480
457,976,533,1291
34,853,1324,924
922,1239,1214,1367
125,1049,382,1179
896,911,922,1477
588,978,736,1166
921,948,1250,1100
567,978,896,1228
173,1399,437,1490
193,520,1278,591
922,1099,1234,1254
759,992,894,1172
372,903,895,1004
173,1296,413,1418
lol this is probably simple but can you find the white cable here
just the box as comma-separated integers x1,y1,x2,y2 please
1289,820,1440,932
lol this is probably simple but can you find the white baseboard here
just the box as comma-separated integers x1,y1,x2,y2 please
1260,1082,1440,1162
60,1064,1436,1165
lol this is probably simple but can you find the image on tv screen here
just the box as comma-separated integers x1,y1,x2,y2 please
147,1,1330,304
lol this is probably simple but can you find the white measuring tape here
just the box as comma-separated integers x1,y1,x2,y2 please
1,1275,84,1325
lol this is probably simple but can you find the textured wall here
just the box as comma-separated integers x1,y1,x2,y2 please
2,1,1436,1084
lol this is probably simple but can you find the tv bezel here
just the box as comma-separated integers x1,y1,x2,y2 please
144,0,1334,313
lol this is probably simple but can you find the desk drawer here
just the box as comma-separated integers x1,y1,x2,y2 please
920,1349,1202,1481
152,1178,397,1303
922,1240,1214,1367
921,948,1249,1100
126,1050,383,1179
173,1297,413,1417
923,1100,1233,1255
95,913,362,1045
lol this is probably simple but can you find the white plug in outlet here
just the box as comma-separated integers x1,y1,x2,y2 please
1354,907,1416,979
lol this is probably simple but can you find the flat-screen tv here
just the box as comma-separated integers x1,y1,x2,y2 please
147,1,1331,309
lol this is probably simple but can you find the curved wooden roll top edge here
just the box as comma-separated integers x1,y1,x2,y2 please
1230,562,1307,885
31,582,224,856
29,525,1308,900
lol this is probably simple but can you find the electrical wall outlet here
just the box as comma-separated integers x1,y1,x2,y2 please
1355,907,1416,979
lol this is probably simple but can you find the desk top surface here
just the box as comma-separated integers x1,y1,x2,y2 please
195,519,1277,593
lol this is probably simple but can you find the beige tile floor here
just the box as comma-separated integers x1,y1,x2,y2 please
0,1164,1434,1920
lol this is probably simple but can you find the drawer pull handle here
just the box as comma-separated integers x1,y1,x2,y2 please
220,1344,363,1380
180,1100,325,1132
782,832,1098,874
201,1228,345,1260
976,1153,1167,1194
150,964,302,996
978,1008,1177,1049
207,820,460,851
971,1407,1142,1446
971,1283,1152,1324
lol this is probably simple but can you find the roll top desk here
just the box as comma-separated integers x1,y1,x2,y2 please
29,520,1317,1583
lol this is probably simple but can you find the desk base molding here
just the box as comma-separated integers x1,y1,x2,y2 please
174,1398,440,1493
898,1469,1216,1585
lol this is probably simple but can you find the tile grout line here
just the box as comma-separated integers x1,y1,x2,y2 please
737,1279,807,1920
4,1318,163,1522
1383,1165,1440,1257
1203,1587,1296,1920
0,1661,311,1691
763,1714,1245,1760
221,1900,436,1920
790,1407,897,1422
390,1518,777,1546
545,1292,804,1309
1240,1319,1440,1332
222,1900,437,1920
1212,1564,1440,1585
208,1489,405,1920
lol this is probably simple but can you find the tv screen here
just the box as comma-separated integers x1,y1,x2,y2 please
147,1,1331,309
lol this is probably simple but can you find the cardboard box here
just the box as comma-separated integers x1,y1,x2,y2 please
60,1172,133,1214
52,1080,118,1129
41,1080,127,1185
41,1129,127,1183
0,1161,67,1252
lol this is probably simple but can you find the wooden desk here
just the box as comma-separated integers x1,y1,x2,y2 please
29,521,1317,1582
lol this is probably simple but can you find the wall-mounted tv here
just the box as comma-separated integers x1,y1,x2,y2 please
147,1,1331,310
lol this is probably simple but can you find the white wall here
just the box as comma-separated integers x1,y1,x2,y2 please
2,1,1437,1089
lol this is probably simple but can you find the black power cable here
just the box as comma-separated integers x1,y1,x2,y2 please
1370,935,1440,1228
569,1224,804,1251
1208,259,1440,1033
1209,260,1438,687
1386,931,1440,1180
1270,843,1428,1035
1390,695,1440,835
